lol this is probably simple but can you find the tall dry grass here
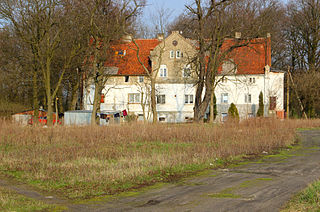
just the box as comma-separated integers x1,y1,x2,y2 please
0,118,319,199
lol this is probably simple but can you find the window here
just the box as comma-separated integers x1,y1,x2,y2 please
249,77,256,83
157,95,166,104
221,77,227,83
269,96,277,110
183,65,191,78
159,65,167,77
245,94,252,103
124,76,129,82
170,50,174,58
159,117,166,122
221,93,228,104
128,93,140,104
138,76,144,83
176,50,181,58
184,94,194,104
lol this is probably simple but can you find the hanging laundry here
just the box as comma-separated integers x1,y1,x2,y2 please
122,109,128,116
114,113,120,118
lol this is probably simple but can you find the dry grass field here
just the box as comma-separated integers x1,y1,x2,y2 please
0,118,320,200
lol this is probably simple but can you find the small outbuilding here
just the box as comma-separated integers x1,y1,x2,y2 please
64,110,122,126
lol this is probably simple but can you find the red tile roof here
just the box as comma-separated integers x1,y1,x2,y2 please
218,37,271,75
104,37,271,76
104,39,160,75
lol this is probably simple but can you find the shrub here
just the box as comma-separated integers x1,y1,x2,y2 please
257,91,264,117
228,103,239,120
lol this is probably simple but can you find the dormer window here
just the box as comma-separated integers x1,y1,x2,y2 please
222,59,236,75
159,65,167,77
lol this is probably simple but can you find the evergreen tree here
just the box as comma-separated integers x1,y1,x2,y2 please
228,103,239,120
213,94,218,119
257,91,264,117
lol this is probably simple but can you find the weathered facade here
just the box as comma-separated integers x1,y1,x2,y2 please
83,31,284,122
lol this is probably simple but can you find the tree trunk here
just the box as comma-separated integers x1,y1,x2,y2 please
150,78,157,123
32,71,39,122
70,80,79,110
194,80,212,122
45,62,53,126
47,96,53,126
91,82,102,125
58,87,64,113
210,91,214,123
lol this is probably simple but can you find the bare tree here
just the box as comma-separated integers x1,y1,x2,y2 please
0,0,85,125
81,0,144,125
183,0,283,122
131,5,172,123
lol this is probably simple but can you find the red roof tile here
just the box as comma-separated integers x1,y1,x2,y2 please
104,39,160,75
218,37,271,75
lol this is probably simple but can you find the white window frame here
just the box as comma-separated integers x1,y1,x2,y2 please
159,65,168,77
157,95,166,104
176,50,181,59
184,94,194,104
221,93,228,104
245,93,252,103
128,93,140,104
170,50,174,58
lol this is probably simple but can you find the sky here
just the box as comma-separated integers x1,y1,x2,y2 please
142,0,189,23
142,0,289,24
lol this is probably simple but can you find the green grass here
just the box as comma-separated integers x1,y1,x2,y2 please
0,186,63,212
283,180,320,211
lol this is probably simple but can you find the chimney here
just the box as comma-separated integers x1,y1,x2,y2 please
235,32,241,39
157,33,164,41
267,33,271,38
122,34,132,43
172,31,180,34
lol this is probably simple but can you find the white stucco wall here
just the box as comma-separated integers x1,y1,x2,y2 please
83,71,284,122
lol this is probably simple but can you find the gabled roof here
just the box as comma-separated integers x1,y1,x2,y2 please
104,39,160,76
218,37,271,75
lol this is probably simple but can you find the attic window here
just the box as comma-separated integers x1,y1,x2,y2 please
170,50,174,58
176,50,181,59
125,76,129,82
